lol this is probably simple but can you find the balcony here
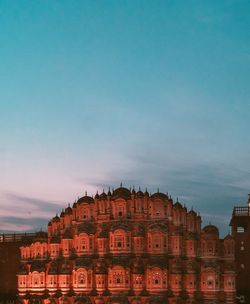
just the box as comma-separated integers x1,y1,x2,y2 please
233,206,250,217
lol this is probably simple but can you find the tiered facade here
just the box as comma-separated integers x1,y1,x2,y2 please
18,186,236,304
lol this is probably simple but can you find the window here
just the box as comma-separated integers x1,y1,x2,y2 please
237,226,245,233
78,272,86,285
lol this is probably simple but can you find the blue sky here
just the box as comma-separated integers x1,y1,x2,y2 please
0,0,249,235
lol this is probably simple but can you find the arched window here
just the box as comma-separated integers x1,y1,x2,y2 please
78,272,86,285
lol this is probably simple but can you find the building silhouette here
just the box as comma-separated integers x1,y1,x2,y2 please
230,194,250,304
17,186,236,303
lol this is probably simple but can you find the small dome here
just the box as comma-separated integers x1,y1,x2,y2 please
65,205,72,215
48,221,52,226
53,215,60,222
150,192,168,200
202,225,219,236
77,195,94,205
224,234,233,240
60,210,65,217
188,209,196,216
99,191,107,199
136,190,144,197
112,186,131,200
173,201,183,209
95,192,99,199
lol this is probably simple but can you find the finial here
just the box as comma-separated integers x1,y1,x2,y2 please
145,187,148,192
120,182,122,187
177,197,179,202
85,191,87,196
209,221,211,225
68,203,70,207
139,186,141,191
157,187,159,193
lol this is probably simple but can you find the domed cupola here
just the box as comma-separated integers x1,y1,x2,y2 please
173,198,183,209
65,204,72,215
53,214,60,222
150,190,168,200
99,190,107,200
77,191,95,205
136,187,144,198
202,225,219,237
112,185,131,200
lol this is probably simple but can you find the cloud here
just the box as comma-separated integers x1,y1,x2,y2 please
0,192,66,232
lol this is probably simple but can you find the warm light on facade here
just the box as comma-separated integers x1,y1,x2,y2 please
18,186,236,303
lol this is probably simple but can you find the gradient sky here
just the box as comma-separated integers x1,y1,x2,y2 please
0,0,249,235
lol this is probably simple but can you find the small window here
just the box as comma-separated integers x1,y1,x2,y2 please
237,226,245,233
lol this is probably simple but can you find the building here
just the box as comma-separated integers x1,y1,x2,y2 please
0,232,47,302
230,194,250,303
17,186,236,304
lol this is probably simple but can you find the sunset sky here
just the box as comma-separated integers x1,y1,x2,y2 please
0,1,249,235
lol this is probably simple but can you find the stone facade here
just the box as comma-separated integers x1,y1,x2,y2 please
18,186,236,303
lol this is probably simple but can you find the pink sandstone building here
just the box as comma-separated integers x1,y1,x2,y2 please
17,186,236,304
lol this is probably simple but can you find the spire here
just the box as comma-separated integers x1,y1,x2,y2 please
85,191,87,196
120,182,123,187
157,187,159,193
139,186,141,191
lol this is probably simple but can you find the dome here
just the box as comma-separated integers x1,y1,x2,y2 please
173,201,183,209
77,195,94,205
112,187,131,200
53,215,60,222
202,225,219,236
99,191,107,199
95,192,99,199
188,209,196,216
65,205,72,215
224,233,233,240
136,189,144,197
150,192,168,200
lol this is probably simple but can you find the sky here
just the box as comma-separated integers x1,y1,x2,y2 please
0,0,249,236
